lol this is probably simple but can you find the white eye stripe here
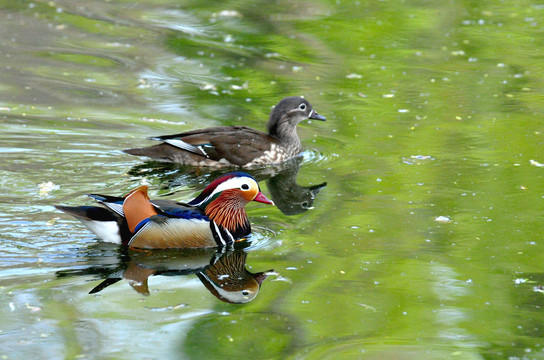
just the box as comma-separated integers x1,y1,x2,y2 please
195,177,257,205
287,108,307,115
213,177,255,193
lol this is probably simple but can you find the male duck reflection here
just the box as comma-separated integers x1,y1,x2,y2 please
196,249,272,304
55,172,274,248
58,247,273,303
123,96,326,167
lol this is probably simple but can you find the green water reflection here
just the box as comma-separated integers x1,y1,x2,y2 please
1,0,544,359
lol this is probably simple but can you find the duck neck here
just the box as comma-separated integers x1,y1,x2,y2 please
204,192,251,239
270,118,301,152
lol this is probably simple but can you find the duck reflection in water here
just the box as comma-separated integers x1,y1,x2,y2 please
127,157,326,216
57,244,274,304
264,158,327,215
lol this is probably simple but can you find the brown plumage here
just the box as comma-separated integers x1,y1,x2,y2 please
123,96,326,167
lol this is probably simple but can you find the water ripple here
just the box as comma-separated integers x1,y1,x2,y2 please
245,226,280,251
301,148,332,167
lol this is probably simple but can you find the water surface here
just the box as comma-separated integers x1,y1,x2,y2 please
2,0,544,359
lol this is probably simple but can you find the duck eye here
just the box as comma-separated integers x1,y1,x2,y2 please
299,103,307,110
242,290,250,296
241,184,250,190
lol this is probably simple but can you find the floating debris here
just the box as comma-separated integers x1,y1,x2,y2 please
199,83,217,91
26,304,42,312
411,155,433,160
402,155,434,165
346,73,362,79
271,275,292,283
230,82,248,90
530,159,544,167
435,216,452,223
46,217,59,226
38,181,60,196
356,303,377,312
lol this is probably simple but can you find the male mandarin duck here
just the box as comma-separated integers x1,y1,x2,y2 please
123,96,326,167
54,172,274,249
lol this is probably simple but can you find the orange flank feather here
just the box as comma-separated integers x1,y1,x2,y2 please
123,185,158,233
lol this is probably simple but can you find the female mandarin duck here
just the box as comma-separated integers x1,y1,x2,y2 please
55,172,274,249
123,96,326,167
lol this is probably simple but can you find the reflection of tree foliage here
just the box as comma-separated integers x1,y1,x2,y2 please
181,311,298,360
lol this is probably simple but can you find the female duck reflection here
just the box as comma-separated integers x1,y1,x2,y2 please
58,246,274,304
264,157,327,215
127,157,327,216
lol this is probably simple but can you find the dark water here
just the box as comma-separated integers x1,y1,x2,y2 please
2,0,544,359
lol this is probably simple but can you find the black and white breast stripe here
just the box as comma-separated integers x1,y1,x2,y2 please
210,222,235,246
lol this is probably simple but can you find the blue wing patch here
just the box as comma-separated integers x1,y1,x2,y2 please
163,208,209,221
